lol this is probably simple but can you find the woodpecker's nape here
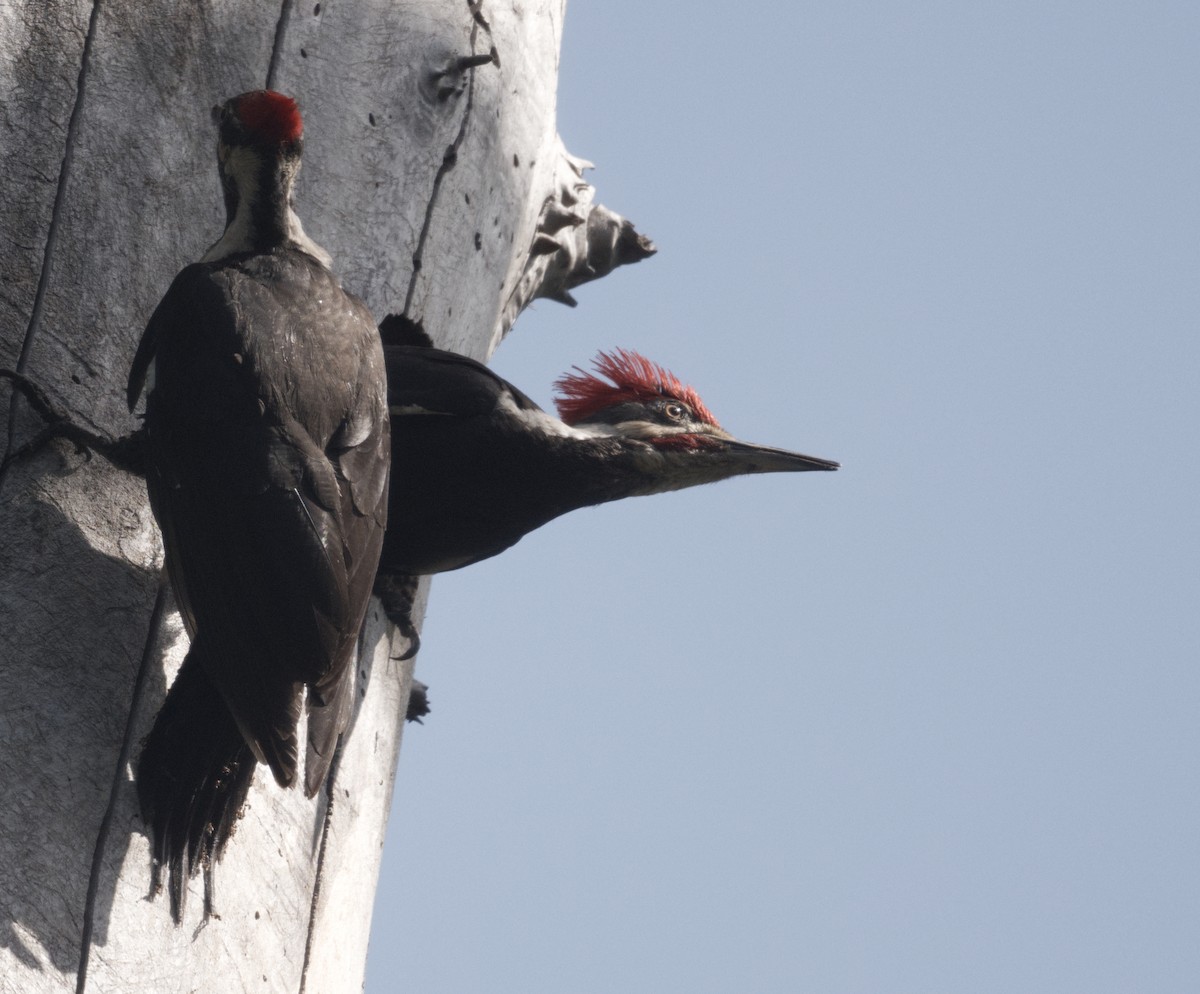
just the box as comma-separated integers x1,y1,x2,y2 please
127,89,390,921
373,318,837,630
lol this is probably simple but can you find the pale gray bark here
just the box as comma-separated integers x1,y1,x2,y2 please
0,1,649,990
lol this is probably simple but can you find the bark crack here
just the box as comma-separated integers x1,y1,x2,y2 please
402,0,497,318
76,586,169,994
297,743,343,994
266,0,294,91
2,0,104,493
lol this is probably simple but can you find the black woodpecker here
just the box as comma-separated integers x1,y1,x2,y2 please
127,91,390,920
372,316,836,629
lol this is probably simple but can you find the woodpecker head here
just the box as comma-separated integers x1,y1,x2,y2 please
212,90,302,204
203,90,330,265
553,349,839,492
214,90,304,151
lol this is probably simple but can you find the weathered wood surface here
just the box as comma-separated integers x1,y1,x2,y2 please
0,1,648,990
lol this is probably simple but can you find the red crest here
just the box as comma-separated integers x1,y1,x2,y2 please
233,91,303,145
553,349,720,428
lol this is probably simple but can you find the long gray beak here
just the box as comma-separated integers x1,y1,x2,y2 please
724,439,840,473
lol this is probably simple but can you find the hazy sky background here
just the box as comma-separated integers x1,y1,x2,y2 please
366,2,1199,991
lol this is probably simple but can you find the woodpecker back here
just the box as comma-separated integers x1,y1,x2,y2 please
129,91,390,921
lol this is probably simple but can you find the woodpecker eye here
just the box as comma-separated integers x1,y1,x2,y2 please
663,402,687,421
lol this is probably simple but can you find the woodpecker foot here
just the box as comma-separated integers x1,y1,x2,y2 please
0,368,147,477
406,680,431,723
375,571,422,660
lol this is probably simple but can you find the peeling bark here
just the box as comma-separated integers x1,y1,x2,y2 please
501,139,656,339
2,0,653,989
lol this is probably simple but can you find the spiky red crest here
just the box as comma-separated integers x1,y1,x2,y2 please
233,90,303,145
553,349,721,428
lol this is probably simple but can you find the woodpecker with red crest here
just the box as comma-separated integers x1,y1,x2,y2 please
373,317,836,627
125,91,390,920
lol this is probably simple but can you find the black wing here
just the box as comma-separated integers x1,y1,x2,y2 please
384,342,543,418
139,256,388,790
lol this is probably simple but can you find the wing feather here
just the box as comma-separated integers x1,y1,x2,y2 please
142,253,388,790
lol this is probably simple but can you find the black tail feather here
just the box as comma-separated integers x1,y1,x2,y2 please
137,652,255,923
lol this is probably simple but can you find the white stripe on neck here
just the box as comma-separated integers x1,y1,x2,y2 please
201,145,333,269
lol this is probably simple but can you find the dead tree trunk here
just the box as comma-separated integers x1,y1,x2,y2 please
0,2,650,990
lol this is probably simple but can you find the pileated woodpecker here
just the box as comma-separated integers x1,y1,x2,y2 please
124,91,390,920
372,316,837,631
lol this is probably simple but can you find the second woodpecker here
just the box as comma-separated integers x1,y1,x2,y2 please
373,317,837,627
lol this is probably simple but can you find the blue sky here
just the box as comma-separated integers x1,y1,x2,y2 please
366,3,1200,990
